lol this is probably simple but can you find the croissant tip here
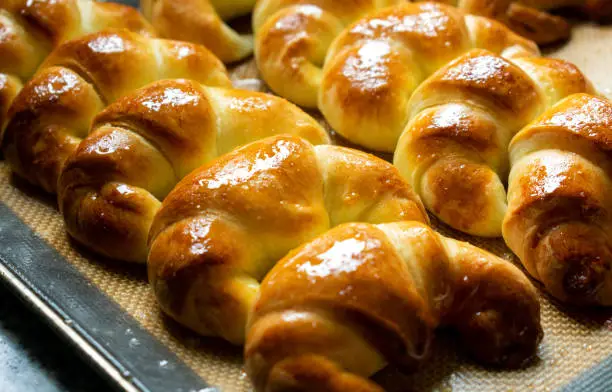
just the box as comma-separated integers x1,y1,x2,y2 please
561,256,608,303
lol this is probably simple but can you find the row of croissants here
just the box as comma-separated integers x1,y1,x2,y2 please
1,0,611,390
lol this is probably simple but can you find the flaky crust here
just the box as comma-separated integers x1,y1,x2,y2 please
504,93,612,306
147,135,429,344
57,80,329,263
2,29,231,193
140,0,256,63
0,0,153,130
393,50,595,237
245,221,542,391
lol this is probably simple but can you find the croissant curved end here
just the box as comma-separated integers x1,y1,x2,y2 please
141,0,255,63
441,239,543,368
245,310,386,392
529,222,612,306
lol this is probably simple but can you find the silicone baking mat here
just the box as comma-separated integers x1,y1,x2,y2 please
0,2,611,391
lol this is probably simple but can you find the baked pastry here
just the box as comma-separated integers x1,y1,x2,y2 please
440,0,612,45
147,135,429,344
436,0,570,45
2,29,231,193
321,2,544,152
0,0,153,131
504,93,612,306
140,0,256,63
253,0,398,108
58,81,330,263
256,2,539,152
394,49,595,237
246,221,543,391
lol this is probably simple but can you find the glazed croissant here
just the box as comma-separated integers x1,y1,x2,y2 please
2,29,231,194
253,0,399,108
246,221,543,391
504,93,612,306
58,80,329,263
147,135,430,344
256,2,539,152
393,49,595,237
140,0,255,63
0,0,153,130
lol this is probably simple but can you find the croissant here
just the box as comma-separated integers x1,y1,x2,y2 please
393,49,595,237
140,0,255,63
256,2,539,152
58,80,330,263
440,0,612,45
503,93,612,306
1,29,231,194
246,220,543,391
0,0,153,130
253,0,396,109
147,134,430,344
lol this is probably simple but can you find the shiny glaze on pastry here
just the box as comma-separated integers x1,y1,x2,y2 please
256,2,538,152
393,50,595,237
0,0,153,131
148,135,429,343
504,93,612,305
57,80,329,262
321,3,540,152
245,220,542,390
2,30,230,193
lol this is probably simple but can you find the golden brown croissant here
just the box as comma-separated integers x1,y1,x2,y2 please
147,135,430,344
0,0,153,130
1,29,231,194
393,49,595,237
245,220,543,390
504,93,612,306
58,80,330,263
255,2,539,151
253,0,399,109
140,0,256,63
321,3,545,153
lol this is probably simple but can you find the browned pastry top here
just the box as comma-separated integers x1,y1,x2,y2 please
0,0,154,127
148,135,429,343
56,79,330,262
318,2,538,152
2,29,231,194
246,220,542,391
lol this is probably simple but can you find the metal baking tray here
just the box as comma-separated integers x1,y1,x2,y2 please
0,203,213,392
0,1,611,391
1,199,611,392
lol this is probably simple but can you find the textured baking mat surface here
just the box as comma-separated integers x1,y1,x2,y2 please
1,20,612,392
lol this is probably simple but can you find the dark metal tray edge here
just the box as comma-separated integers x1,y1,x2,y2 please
0,202,213,392
0,259,139,392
